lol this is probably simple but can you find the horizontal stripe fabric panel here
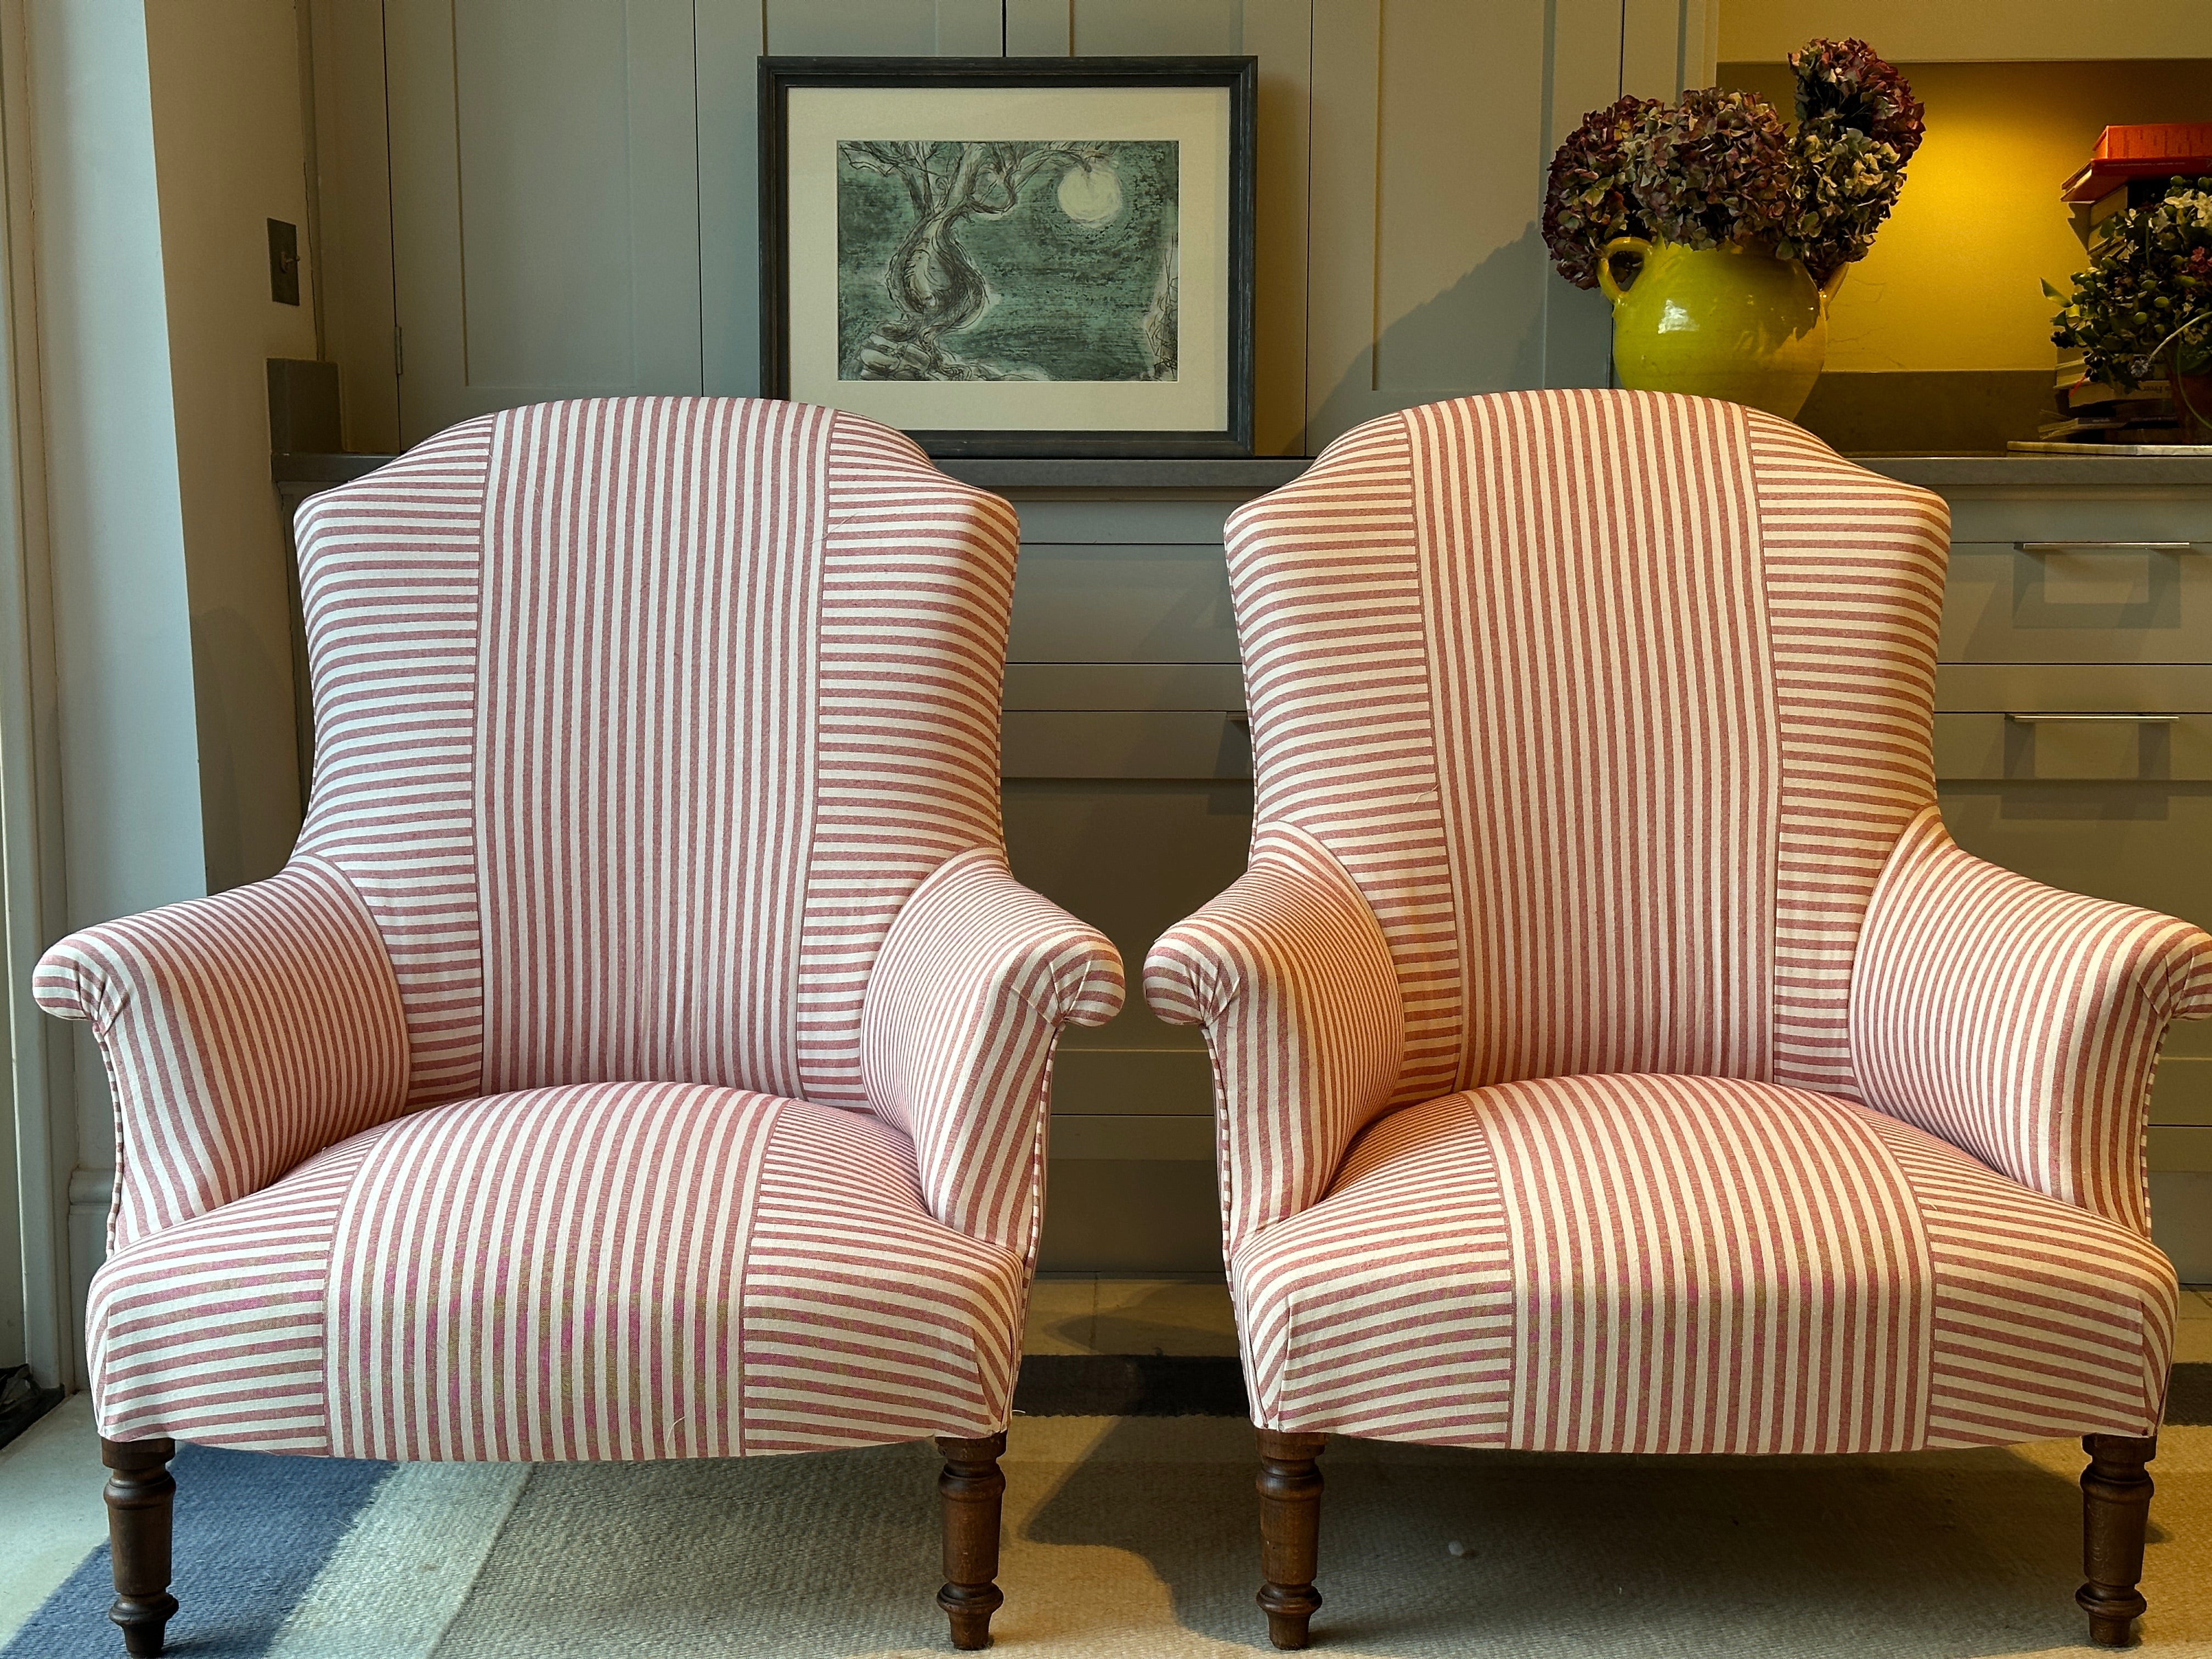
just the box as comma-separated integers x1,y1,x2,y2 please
1151,388,2211,1455
46,397,1121,1459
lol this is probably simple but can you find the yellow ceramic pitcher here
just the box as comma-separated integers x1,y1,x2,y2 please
1598,236,1844,421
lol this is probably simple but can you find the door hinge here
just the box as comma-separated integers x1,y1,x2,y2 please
393,325,404,379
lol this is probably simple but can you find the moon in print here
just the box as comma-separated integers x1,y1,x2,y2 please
1057,165,1124,223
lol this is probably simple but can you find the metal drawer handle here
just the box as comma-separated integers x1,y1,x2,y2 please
2005,712,2182,724
2014,541,2198,554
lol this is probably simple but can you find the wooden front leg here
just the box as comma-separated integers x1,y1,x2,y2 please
2080,1432,2156,1647
100,1437,178,1658
935,1432,1007,1650
1256,1428,1326,1650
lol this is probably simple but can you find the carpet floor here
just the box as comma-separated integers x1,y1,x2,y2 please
7,1412,2212,1658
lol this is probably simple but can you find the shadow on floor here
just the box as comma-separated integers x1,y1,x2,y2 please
1025,1420,2117,1658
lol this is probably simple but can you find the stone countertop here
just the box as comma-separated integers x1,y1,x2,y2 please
275,450,2212,493
1847,453,2212,488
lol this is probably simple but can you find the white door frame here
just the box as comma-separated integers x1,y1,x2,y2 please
0,0,80,1393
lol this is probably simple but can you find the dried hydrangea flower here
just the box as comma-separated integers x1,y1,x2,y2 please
1791,37,1925,162
1631,89,1792,252
1777,125,1905,284
1542,95,1664,290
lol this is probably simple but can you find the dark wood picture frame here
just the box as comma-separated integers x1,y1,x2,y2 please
759,56,1257,459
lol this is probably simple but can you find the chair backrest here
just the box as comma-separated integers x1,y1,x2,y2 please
1226,390,1950,1103
291,397,1018,1110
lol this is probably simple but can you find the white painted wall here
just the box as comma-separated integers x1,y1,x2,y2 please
24,0,210,1382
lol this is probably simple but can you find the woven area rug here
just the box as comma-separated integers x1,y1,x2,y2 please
7,1410,2211,1658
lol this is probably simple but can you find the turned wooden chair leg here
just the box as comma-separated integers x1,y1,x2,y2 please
100,1437,178,1658
1256,1428,1326,1650
2080,1432,2156,1647
935,1433,1006,1651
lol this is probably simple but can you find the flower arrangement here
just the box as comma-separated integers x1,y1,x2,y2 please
1542,40,1923,289
2050,180,2212,394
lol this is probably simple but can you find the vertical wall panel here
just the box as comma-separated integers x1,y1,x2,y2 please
698,1,767,398
306,0,400,452
1306,0,1628,449
1541,0,1628,392
763,0,1003,55
385,0,702,444
1005,0,1072,55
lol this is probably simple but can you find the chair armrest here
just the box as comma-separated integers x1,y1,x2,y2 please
1143,825,1404,1259
1853,806,2212,1236
33,857,411,1250
860,849,1123,1255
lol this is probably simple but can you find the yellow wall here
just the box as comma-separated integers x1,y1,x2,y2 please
1718,59,2212,373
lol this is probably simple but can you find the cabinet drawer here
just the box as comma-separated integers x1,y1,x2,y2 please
1935,713,2212,781
1007,543,1236,664
1940,540,2212,664
1934,663,2212,712
1002,711,1252,780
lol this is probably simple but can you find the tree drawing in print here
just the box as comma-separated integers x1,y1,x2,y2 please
837,139,1180,383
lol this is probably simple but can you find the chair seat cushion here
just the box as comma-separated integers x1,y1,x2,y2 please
1232,1073,2176,1453
88,1084,1025,1458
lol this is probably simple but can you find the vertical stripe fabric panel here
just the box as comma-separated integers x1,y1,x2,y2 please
292,421,496,1107
1482,1073,1928,1455
1854,805,2212,1235
31,861,410,1251
326,1082,779,1462
1144,825,1406,1259
1406,392,1779,1088
473,399,827,1096
860,849,1123,1256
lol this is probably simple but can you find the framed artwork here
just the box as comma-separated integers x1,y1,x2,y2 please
759,57,1257,458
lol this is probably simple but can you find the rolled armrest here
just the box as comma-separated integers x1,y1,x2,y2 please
1143,824,1404,1259
860,849,1123,1255
1853,806,2212,1235
33,856,411,1250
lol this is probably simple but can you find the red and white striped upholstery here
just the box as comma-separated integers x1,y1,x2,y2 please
1147,390,2211,1452
40,397,1122,1455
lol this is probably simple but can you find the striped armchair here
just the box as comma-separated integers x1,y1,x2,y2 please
1146,390,2212,1650
37,398,1122,1656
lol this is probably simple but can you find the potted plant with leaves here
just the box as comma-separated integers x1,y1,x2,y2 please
2051,180,2212,443
1543,41,1923,419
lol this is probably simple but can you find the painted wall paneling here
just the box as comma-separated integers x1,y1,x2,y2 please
304,0,401,453
1303,0,1711,451
384,0,706,444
